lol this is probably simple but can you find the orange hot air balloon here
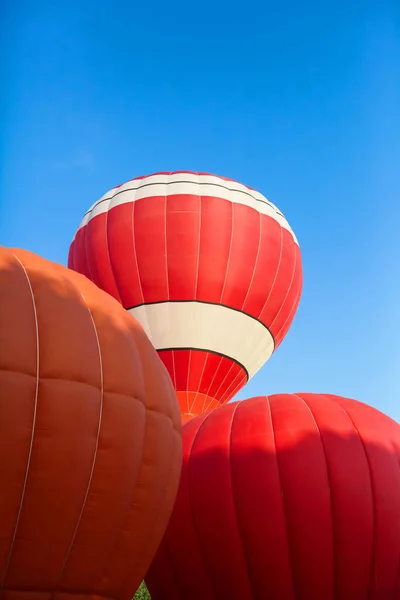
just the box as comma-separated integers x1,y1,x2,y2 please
0,246,182,600
68,172,302,423
146,394,400,600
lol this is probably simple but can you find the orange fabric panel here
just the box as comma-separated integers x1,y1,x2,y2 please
177,391,220,424
0,246,182,600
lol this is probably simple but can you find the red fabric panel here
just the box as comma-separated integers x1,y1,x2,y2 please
271,241,302,345
257,228,296,328
171,349,191,396
147,414,215,599
85,213,121,302
299,393,373,598
196,196,232,303
324,394,400,596
186,351,209,396
107,203,144,308
178,392,220,423
133,197,169,304
166,194,200,300
183,404,254,599
268,394,334,599
218,369,248,405
230,397,295,598
146,393,400,599
70,198,302,343
241,212,283,319
158,350,248,417
220,203,260,309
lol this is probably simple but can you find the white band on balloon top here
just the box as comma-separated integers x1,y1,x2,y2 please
74,173,298,245
128,301,275,379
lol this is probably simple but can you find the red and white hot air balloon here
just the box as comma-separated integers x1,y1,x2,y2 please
68,171,302,422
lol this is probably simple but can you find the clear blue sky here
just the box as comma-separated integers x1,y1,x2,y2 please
1,0,399,420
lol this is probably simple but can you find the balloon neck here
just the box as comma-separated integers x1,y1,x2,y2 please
176,391,220,424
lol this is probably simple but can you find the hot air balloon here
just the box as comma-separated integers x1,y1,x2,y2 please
145,394,400,600
68,172,302,422
0,246,181,600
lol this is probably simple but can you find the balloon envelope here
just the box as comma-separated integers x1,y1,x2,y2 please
68,172,302,422
146,394,400,600
0,246,181,600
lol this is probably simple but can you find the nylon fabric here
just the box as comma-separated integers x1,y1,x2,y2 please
146,393,400,599
68,172,303,421
0,246,182,600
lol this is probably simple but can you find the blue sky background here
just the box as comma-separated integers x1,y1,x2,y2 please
1,0,399,420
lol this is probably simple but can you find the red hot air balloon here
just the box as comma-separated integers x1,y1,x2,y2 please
146,394,400,600
68,172,302,422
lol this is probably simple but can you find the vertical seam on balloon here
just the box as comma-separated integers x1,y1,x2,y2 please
164,176,177,412
219,369,242,405
57,294,104,584
164,188,170,302
198,355,223,413
219,369,247,405
99,328,149,595
219,200,234,305
187,411,218,598
228,401,257,598
231,207,261,413
200,199,235,415
240,207,262,311
189,175,202,416
0,254,40,592
132,190,145,304
105,198,123,304
256,225,283,323
194,177,202,300
274,286,302,349
203,355,222,395
294,393,337,600
323,397,377,596
185,350,192,415
267,395,298,600
225,373,248,403
134,180,154,345
186,360,190,414
206,361,236,411
188,352,212,415
268,240,298,333
164,184,176,406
